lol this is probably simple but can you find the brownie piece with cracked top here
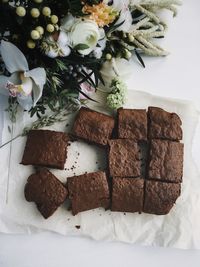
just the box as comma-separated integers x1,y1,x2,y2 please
21,130,68,170
143,180,181,215
67,171,110,215
148,139,184,183
108,139,141,177
117,108,147,140
111,177,144,213
24,169,68,219
148,107,182,141
72,107,115,146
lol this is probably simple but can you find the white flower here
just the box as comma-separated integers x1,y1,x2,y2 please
0,41,46,110
43,31,71,58
61,15,102,55
60,14,76,32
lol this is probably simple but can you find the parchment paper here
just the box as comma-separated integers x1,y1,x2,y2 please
0,90,200,249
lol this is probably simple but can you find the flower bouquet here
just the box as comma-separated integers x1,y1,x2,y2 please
0,0,181,129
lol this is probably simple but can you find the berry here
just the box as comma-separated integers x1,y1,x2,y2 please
42,7,51,17
51,15,58,24
106,53,112,60
27,40,36,49
16,6,26,17
31,30,40,40
30,8,40,18
46,24,54,33
35,26,44,35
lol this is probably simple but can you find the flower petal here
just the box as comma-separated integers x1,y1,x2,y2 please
25,68,46,106
0,41,29,73
0,75,9,96
61,14,76,32
17,94,33,111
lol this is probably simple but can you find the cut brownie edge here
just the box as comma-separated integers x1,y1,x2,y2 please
21,130,69,170
111,177,144,213
148,139,184,183
72,107,115,146
143,180,181,215
148,107,183,141
117,108,147,141
108,139,141,178
24,169,68,219
67,171,110,215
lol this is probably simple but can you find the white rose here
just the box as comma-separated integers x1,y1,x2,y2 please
70,20,101,55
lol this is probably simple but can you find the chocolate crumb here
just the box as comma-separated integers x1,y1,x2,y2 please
75,225,81,229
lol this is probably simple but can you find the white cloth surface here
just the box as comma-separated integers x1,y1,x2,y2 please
0,90,200,250
1,1,200,266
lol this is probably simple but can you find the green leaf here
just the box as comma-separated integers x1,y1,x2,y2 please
134,49,145,68
74,44,90,51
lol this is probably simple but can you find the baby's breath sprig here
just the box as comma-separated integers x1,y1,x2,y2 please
106,77,127,110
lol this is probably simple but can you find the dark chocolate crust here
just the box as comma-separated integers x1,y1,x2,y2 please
143,180,181,215
148,139,184,183
21,130,68,170
72,107,115,146
111,177,144,213
24,169,68,219
148,107,182,141
117,108,147,141
67,171,110,215
108,139,141,177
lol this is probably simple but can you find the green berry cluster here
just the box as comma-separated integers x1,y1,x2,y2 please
1,0,61,50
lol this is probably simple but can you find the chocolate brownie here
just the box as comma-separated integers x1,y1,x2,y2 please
117,108,147,140
111,177,144,213
108,139,141,177
72,107,115,146
148,107,182,141
143,180,181,215
67,171,110,215
24,169,68,219
21,130,68,170
148,139,184,183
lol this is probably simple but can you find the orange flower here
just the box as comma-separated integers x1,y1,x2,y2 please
82,3,118,27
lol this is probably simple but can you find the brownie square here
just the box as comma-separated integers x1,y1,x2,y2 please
72,107,115,146
21,130,68,170
117,108,147,140
148,139,184,183
148,107,182,141
108,139,141,177
24,169,68,219
143,180,181,215
111,177,144,213
67,171,110,215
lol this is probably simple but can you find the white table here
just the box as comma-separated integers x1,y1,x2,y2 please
1,1,200,266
